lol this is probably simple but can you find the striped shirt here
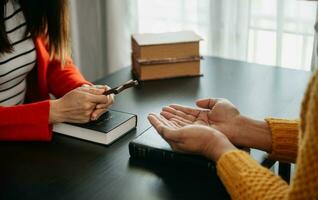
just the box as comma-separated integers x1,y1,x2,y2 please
0,0,36,107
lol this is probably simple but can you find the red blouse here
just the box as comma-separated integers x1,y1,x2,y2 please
0,38,91,141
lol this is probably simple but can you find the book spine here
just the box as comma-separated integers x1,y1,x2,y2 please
128,142,215,171
137,56,203,65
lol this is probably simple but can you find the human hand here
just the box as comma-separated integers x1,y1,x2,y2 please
160,98,241,144
81,85,114,120
49,86,111,124
148,113,237,161
160,98,272,152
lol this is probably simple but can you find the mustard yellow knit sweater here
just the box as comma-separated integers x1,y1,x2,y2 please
217,69,318,200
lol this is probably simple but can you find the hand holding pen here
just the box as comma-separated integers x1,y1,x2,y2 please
83,80,138,121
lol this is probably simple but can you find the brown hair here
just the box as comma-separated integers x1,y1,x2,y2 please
0,0,70,64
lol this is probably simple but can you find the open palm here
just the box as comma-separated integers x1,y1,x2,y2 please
160,98,241,142
147,113,237,161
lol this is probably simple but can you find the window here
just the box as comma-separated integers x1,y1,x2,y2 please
137,0,317,70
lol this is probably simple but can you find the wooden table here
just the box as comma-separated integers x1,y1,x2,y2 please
0,57,310,200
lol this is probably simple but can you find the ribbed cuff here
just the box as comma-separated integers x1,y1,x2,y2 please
265,118,299,163
216,150,260,198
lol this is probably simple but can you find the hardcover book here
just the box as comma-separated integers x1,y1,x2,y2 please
53,110,137,145
132,31,202,60
131,31,202,81
129,127,215,170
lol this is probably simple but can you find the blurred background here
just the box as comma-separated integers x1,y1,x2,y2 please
69,0,318,81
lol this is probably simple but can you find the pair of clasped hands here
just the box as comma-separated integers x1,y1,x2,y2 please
49,85,114,124
148,98,272,162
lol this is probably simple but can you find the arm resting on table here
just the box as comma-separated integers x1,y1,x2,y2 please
0,101,52,141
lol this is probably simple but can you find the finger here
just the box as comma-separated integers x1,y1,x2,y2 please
170,118,188,127
162,106,196,121
91,108,107,121
79,86,105,95
103,85,113,96
107,94,115,106
160,114,183,128
148,114,177,131
170,104,200,117
92,85,107,89
148,114,165,133
85,93,109,104
148,114,182,142
96,95,114,109
81,102,96,111
104,85,111,91
156,114,178,129
96,103,112,109
169,120,182,128
160,111,193,124
81,84,91,87
66,114,91,123
196,98,217,109
96,103,108,109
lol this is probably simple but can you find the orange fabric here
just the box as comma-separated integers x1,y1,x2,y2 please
266,118,299,163
0,38,91,141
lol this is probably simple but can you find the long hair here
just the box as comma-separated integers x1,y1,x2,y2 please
0,0,70,64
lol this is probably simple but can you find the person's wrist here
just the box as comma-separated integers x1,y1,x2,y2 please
205,134,237,162
214,139,237,162
49,99,64,124
234,115,272,152
230,115,248,145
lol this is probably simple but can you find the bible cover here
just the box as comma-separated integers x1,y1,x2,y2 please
53,110,137,145
129,127,215,170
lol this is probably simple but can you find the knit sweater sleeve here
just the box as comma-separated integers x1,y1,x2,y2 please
265,118,299,163
217,119,318,200
217,150,289,200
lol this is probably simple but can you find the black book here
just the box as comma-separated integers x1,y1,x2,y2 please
129,127,215,170
53,110,137,145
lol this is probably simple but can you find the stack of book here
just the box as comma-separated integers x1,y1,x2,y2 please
131,31,202,81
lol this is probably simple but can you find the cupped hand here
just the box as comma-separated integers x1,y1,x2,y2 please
148,113,237,161
160,98,241,144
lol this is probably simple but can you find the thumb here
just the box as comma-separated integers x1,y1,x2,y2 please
196,98,217,109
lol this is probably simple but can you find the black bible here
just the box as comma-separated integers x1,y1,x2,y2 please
129,127,215,170
53,110,137,145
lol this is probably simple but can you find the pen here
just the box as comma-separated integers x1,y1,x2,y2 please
103,80,139,96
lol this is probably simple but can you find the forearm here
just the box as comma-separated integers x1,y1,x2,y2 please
0,101,52,141
233,116,299,163
233,116,272,152
217,150,289,200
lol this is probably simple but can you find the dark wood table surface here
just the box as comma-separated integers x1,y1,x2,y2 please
0,57,311,200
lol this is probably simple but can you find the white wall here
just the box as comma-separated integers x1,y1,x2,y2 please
70,0,138,82
69,0,107,82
